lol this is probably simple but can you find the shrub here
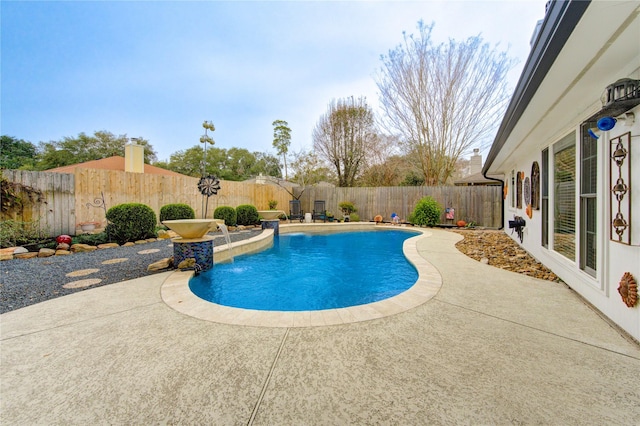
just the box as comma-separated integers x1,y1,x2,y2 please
409,196,442,227
0,219,49,248
268,199,278,209
236,204,259,226
338,201,357,215
159,203,195,222
105,203,157,244
73,232,110,246
349,213,360,222
214,206,237,226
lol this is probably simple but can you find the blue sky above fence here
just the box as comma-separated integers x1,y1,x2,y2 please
1,0,547,163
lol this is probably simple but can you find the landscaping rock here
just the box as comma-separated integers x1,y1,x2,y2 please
55,250,72,256
452,230,560,282
177,258,196,269
15,252,38,259
97,243,120,249
147,257,173,271
157,230,171,239
0,253,14,261
13,247,28,254
56,243,70,251
123,242,135,247
71,244,98,253
38,248,55,258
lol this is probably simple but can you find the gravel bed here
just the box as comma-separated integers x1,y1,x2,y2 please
0,229,262,314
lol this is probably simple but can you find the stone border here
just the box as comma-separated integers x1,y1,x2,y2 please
161,224,442,327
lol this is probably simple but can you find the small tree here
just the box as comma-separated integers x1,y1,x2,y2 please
272,120,292,180
338,201,357,215
312,96,377,187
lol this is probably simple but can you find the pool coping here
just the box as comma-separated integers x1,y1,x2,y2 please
160,223,442,327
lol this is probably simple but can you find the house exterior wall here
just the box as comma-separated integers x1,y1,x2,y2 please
501,103,640,341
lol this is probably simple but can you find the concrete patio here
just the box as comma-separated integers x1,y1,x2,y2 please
2,229,639,424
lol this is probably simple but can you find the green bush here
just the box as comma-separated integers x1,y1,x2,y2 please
409,196,442,227
0,219,49,248
349,213,360,222
236,204,259,226
72,232,110,246
338,201,357,215
214,206,237,226
159,203,195,222
105,203,157,244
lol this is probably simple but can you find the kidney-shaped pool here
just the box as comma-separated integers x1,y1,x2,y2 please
189,229,419,311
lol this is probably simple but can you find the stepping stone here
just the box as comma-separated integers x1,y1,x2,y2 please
138,249,160,255
66,268,100,277
101,258,128,265
63,278,102,289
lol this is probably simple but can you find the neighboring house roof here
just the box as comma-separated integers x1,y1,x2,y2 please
483,0,590,175
45,156,188,177
454,172,503,186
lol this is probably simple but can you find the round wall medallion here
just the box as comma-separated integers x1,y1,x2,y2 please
617,272,637,308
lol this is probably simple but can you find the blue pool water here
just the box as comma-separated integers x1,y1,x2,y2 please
189,230,419,311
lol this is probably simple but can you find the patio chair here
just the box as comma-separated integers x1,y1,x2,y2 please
312,200,327,222
289,199,304,223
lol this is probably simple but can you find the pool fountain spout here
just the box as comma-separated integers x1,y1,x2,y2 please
218,223,234,262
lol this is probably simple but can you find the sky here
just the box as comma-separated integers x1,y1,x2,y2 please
1,0,548,163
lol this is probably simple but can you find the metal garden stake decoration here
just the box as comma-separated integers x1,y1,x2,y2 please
198,120,221,218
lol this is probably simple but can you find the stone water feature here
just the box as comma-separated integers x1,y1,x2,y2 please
162,219,221,272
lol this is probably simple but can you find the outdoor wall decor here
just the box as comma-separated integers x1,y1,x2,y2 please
617,272,637,308
516,171,523,209
503,181,508,200
610,132,631,244
531,162,540,210
523,177,532,219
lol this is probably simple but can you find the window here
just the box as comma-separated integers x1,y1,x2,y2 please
553,133,576,261
580,121,597,276
516,171,523,209
541,150,549,248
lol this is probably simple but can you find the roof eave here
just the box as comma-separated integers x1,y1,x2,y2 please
483,0,591,174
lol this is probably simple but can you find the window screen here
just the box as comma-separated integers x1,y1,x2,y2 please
580,121,597,276
541,149,549,248
553,133,576,261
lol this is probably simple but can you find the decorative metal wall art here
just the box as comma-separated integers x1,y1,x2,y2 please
516,171,523,209
531,162,540,210
617,272,637,308
610,132,631,244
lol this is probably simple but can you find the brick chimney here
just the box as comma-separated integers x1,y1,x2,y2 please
469,148,482,175
124,142,144,173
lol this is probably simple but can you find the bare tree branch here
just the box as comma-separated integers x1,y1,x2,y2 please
376,21,516,185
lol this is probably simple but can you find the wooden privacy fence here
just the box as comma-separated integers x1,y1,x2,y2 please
1,170,76,236
2,169,502,237
297,185,502,228
2,168,293,237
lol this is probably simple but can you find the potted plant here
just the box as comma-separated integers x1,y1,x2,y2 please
326,212,335,222
268,199,278,210
78,221,101,232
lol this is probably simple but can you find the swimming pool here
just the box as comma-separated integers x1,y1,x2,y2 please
189,230,419,311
